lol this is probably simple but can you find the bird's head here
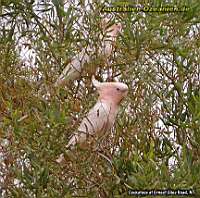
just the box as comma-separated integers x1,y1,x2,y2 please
101,18,122,37
105,22,122,38
92,76,128,105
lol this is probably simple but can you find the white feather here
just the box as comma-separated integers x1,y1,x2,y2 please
54,22,122,87
54,48,91,87
67,100,118,147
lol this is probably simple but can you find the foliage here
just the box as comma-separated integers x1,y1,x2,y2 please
0,0,200,197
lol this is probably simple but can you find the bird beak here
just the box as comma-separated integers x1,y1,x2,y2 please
122,85,128,93
121,89,128,98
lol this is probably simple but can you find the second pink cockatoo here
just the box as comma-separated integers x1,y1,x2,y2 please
56,76,128,163
54,20,122,87
67,76,128,147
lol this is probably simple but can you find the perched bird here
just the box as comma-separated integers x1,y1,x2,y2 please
54,20,122,87
100,20,122,57
56,76,128,163
67,76,128,147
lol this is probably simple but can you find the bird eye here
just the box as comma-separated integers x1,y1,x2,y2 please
116,88,120,91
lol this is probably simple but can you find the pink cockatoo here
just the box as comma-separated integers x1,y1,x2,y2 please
56,76,128,163
100,19,122,57
67,76,128,147
54,20,122,87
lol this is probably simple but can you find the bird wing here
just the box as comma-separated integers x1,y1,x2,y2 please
55,48,90,86
67,101,115,147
